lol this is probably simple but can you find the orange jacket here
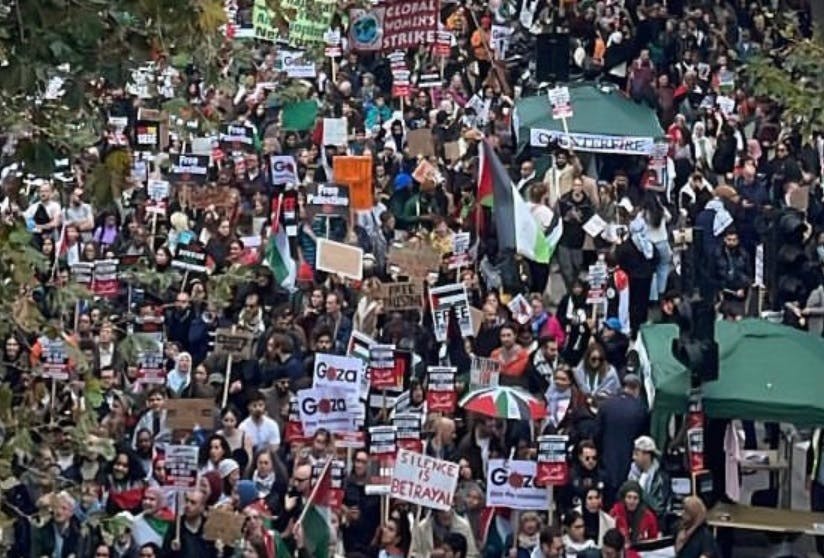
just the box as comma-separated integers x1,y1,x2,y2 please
491,346,530,377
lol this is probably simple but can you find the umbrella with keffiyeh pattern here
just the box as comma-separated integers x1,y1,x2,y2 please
458,385,547,421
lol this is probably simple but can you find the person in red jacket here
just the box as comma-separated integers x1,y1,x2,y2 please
609,480,659,558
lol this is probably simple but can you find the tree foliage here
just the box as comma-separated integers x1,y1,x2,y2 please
0,0,233,171
745,3,824,140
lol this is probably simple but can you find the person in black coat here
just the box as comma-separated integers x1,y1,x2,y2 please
615,216,656,335
341,449,381,555
596,375,648,505
713,228,751,318
559,440,613,513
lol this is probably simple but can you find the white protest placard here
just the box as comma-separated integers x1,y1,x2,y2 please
465,94,491,126
297,387,359,436
270,155,298,186
548,86,573,120
470,356,500,389
323,118,348,147
146,179,170,215
40,337,69,380
316,239,363,281
313,353,366,400
507,294,533,325
490,25,514,58
586,261,609,304
716,95,735,116
754,243,765,288
390,449,460,511
448,231,472,269
277,50,317,78
486,459,547,510
583,214,607,238
430,283,473,341
164,445,199,489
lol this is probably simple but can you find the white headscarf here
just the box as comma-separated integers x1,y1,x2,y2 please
629,214,654,260
706,199,734,236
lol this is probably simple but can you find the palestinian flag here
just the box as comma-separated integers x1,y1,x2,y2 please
479,140,551,263
129,511,173,547
545,207,564,263
265,194,296,288
298,458,333,558
481,507,513,556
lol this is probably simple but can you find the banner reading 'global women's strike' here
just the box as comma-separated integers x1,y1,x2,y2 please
381,0,438,51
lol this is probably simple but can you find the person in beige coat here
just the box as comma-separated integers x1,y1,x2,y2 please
410,509,480,558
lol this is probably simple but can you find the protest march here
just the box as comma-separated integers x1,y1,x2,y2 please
1,1,824,558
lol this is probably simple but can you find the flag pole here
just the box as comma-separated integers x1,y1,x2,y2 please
293,456,333,530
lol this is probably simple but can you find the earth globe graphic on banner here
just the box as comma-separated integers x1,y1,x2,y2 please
352,12,381,48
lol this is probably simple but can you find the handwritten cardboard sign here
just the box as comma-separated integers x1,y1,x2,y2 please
316,239,363,280
203,508,247,541
380,281,423,311
187,186,237,210
166,399,217,431
214,328,255,360
387,242,442,279
407,128,435,158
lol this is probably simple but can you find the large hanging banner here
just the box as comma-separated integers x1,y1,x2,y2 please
381,0,439,51
252,0,282,42
529,129,656,156
283,0,336,45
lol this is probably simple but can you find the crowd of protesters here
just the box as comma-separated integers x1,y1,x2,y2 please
1,0,824,557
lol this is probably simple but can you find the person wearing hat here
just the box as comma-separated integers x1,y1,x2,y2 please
387,172,415,231
597,317,630,373
627,435,670,520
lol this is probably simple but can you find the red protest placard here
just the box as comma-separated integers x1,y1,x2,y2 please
369,345,405,390
426,366,456,413
535,435,570,487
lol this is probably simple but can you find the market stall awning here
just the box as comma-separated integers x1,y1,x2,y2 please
638,319,824,426
515,83,665,155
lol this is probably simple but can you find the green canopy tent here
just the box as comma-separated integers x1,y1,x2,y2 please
515,83,665,155
637,320,824,441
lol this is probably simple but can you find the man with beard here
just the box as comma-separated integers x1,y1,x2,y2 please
543,150,583,208
302,327,335,377
63,186,95,239
165,291,194,354
261,332,303,385
316,292,352,355
560,440,612,513
239,390,281,453
527,335,560,395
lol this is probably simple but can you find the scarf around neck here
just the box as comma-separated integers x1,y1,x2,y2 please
629,214,654,260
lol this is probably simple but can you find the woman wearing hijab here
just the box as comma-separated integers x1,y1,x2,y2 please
674,496,719,558
616,212,657,334
542,366,587,435
165,351,192,397
609,481,659,558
